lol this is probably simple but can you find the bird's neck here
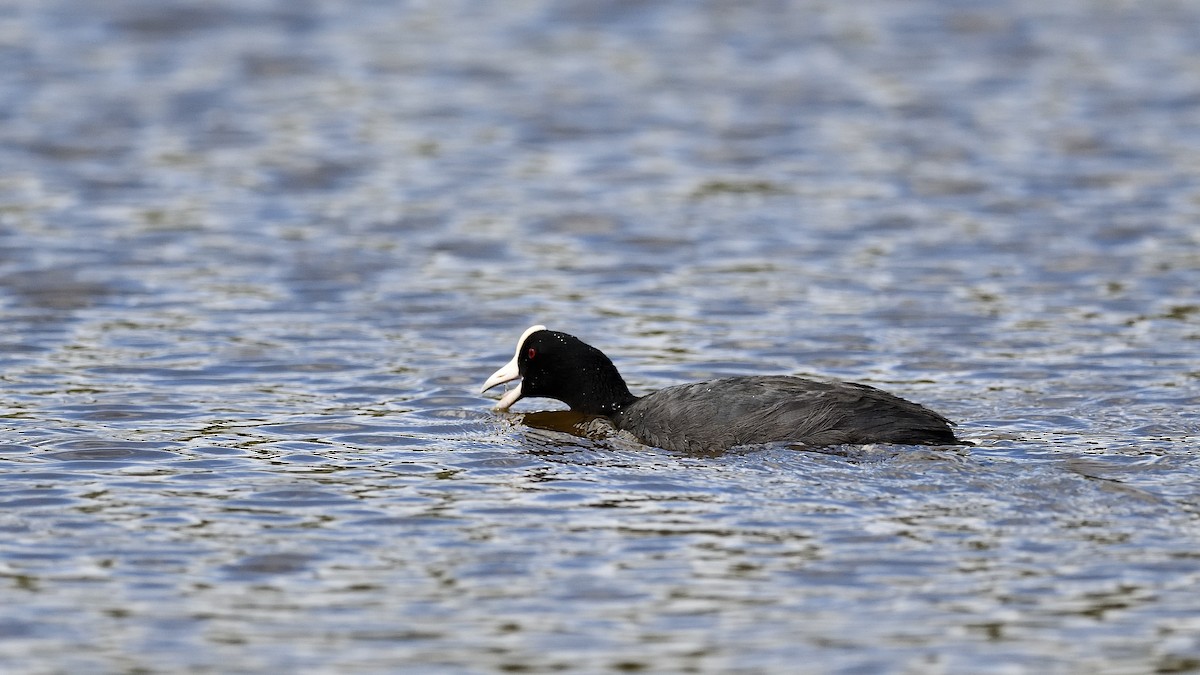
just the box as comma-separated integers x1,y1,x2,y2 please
565,365,638,417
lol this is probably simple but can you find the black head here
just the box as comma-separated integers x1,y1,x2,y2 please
481,326,636,416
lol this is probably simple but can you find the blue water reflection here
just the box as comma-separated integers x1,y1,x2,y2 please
2,0,1200,672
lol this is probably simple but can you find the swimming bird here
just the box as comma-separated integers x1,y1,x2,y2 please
480,325,962,453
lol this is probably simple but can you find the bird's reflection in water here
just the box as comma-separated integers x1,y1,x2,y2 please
518,410,610,436
515,410,792,458
512,410,729,458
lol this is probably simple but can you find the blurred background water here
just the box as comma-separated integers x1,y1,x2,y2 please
1,0,1199,672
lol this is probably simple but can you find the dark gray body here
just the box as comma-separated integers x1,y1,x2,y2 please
612,375,958,453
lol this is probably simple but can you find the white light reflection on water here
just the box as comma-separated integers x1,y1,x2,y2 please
1,0,1200,672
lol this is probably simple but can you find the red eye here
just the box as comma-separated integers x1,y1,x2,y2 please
527,348,537,360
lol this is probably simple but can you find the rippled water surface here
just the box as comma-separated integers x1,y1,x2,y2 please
3,0,1200,672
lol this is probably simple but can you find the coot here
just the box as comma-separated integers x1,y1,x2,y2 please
481,325,962,452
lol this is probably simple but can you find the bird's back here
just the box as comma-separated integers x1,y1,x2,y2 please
613,375,959,453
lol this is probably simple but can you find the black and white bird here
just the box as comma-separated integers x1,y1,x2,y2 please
481,325,962,453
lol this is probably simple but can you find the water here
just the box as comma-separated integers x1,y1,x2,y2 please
2,0,1199,672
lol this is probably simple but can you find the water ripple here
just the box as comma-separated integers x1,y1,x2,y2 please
1,0,1199,672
